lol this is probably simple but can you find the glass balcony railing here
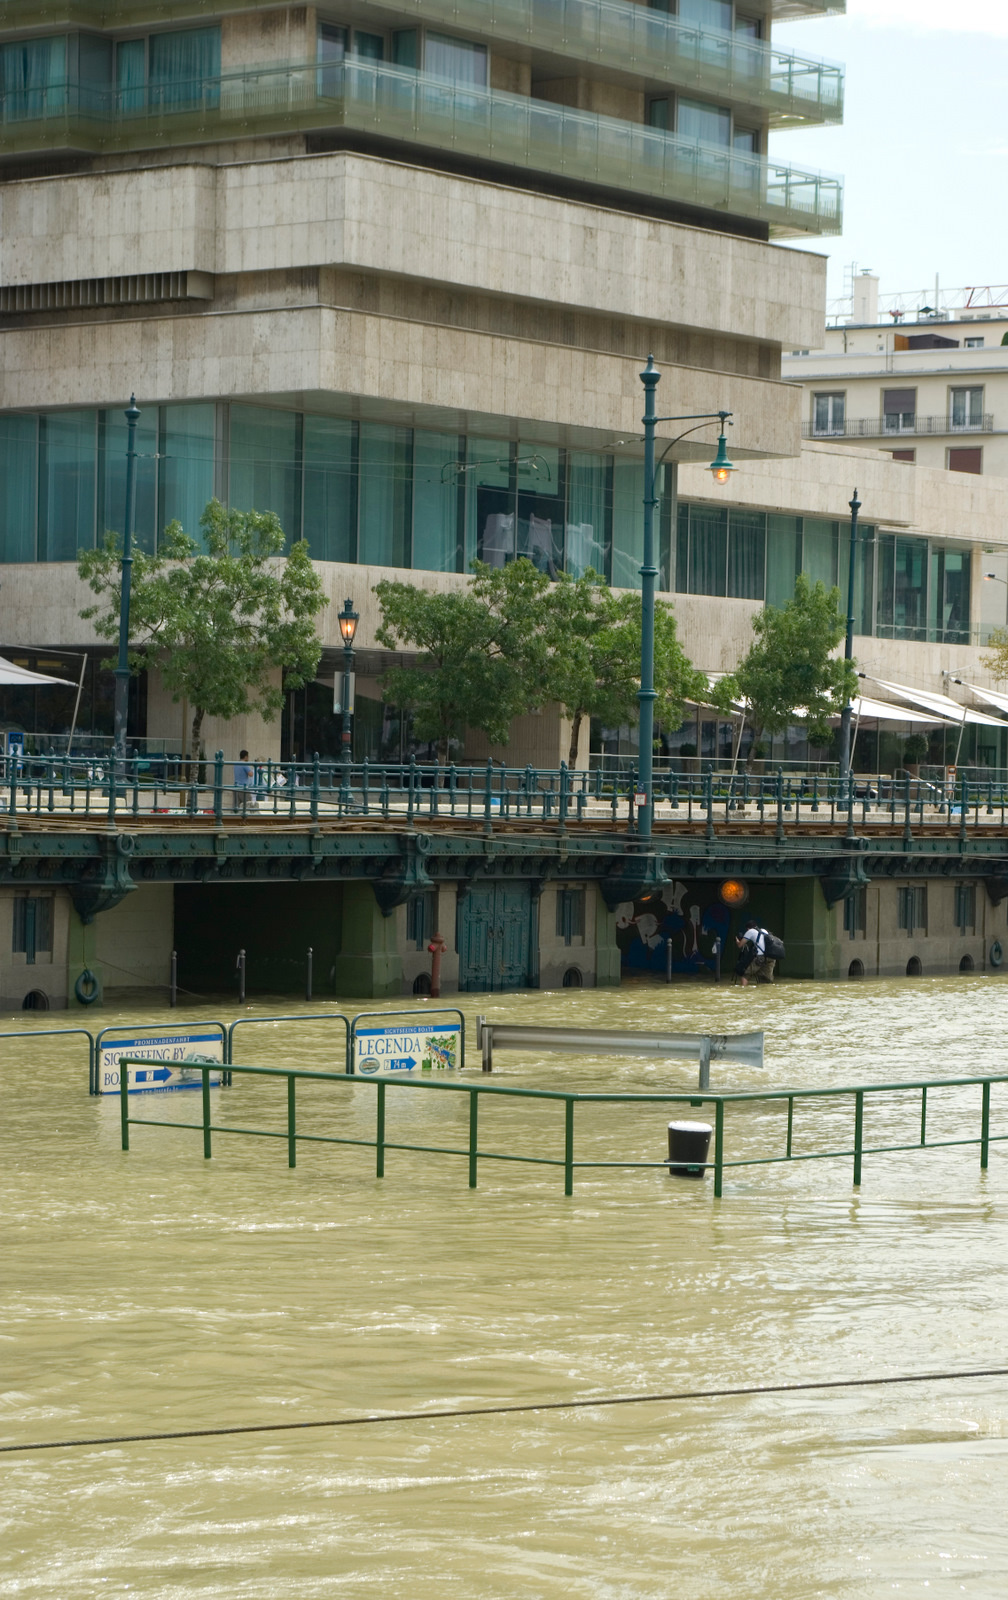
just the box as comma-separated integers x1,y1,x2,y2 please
0,0,844,129
0,60,843,237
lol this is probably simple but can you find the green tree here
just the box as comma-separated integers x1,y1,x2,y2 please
374,559,550,761
714,574,856,763
982,628,1008,683
542,571,708,765
78,500,327,761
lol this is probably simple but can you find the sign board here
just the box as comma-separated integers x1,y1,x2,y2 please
97,1029,224,1095
354,1020,461,1075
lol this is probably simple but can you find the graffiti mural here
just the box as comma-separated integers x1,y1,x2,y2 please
614,880,734,977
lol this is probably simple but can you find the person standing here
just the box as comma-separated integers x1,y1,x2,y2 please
233,748,255,812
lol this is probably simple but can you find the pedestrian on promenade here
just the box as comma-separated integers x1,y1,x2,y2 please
233,748,255,812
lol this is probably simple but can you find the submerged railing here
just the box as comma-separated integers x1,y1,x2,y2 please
118,1062,1008,1197
4,754,1008,842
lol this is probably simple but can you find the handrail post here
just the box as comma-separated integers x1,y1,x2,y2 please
376,1081,386,1178
202,1063,212,1159
959,773,968,850
775,765,784,843
564,1097,575,1196
981,1079,991,1170
287,1075,297,1168
483,758,494,835
713,1098,724,1198
311,752,320,821
786,1095,794,1158
468,1088,478,1188
920,1084,928,1146
119,1054,130,1149
853,1088,864,1186
213,750,224,822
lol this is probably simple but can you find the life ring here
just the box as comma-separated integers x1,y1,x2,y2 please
74,968,101,1005
990,940,1003,969
117,833,136,857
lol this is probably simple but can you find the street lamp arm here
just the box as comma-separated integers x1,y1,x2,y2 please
654,415,733,472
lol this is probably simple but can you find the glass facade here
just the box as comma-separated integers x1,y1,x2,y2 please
0,403,974,641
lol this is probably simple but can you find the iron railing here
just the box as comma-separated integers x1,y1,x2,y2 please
5,755,1008,838
803,414,994,440
117,1059,1007,1197
0,59,843,237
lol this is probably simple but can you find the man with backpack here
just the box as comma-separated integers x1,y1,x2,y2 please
735,919,784,985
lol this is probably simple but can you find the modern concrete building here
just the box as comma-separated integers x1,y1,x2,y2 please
4,2,1008,1002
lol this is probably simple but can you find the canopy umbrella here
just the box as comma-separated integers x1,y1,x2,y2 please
955,681,1008,717
865,675,1005,728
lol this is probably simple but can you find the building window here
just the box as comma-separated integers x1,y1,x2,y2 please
406,891,435,950
424,32,487,86
556,888,586,945
947,447,982,475
955,884,976,934
898,886,927,936
812,393,845,435
882,389,916,433
964,337,985,349
950,387,984,428
677,97,731,147
12,895,54,963
844,888,867,941
890,449,915,463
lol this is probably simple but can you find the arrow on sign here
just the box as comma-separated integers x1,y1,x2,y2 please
133,1067,173,1084
388,1057,417,1071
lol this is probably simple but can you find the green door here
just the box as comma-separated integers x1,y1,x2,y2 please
458,883,532,992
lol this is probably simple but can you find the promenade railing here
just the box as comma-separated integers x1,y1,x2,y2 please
118,1062,1008,1197
4,754,1008,841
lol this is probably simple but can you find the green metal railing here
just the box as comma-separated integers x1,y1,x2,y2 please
0,59,842,237
118,1062,1007,1197
5,753,1008,843
0,1026,97,1093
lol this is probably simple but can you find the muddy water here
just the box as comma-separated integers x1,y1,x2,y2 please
2,977,1007,1598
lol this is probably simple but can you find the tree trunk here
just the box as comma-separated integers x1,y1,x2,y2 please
188,706,205,783
567,709,583,768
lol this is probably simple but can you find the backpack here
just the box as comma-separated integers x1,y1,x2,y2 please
762,930,785,962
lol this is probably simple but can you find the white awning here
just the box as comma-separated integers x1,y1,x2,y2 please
958,681,1008,717
847,695,952,727
0,656,76,687
866,676,1006,728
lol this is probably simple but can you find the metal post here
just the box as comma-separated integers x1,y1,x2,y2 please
981,1079,991,1170
201,1064,212,1160
376,1081,386,1178
713,1098,724,1198
169,950,177,1008
698,1036,711,1092
236,948,246,1004
114,396,140,766
564,1097,575,1196
853,1088,864,1187
838,488,861,786
213,750,223,823
637,356,661,841
287,1075,297,1168
305,946,313,1003
468,1090,479,1188
120,1055,130,1149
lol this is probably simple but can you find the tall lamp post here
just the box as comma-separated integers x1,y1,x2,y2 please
838,487,861,786
337,597,359,767
638,356,735,840
113,394,141,765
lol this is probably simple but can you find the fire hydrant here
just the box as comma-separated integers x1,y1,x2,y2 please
427,932,448,997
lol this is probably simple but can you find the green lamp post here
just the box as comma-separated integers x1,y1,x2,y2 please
113,394,140,766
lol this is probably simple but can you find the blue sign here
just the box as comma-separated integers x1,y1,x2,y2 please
97,1029,224,1095
354,1022,461,1075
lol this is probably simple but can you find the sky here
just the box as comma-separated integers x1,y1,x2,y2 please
771,0,1008,313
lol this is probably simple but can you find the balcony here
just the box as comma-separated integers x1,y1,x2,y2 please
0,0,844,130
803,414,994,440
0,60,843,238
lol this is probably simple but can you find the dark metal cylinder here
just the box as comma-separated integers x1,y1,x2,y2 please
667,1120,712,1179
237,948,246,1005
169,950,177,1008
306,946,313,1003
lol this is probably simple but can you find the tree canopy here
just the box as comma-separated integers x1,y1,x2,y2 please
714,573,856,757
374,560,704,764
78,500,327,758
982,627,1008,684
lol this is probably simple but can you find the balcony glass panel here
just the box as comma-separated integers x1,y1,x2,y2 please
0,414,38,564
1,35,66,120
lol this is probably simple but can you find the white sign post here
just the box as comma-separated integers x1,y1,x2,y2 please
354,1020,462,1075
97,1028,224,1095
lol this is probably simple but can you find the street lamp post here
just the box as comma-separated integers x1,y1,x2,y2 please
113,394,141,766
637,356,735,840
838,487,861,786
337,597,359,768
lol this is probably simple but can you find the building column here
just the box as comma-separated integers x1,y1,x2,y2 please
332,882,403,999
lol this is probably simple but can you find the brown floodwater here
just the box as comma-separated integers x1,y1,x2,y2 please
1,976,1007,1598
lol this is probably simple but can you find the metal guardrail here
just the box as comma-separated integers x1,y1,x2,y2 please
0,1026,97,1093
5,756,1008,841
117,1062,1008,1197
475,1018,763,1086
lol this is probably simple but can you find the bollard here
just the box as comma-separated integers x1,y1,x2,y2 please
306,946,313,1003
427,932,448,997
712,936,722,984
698,1036,711,1091
667,1120,712,1179
666,934,673,984
236,947,246,1005
169,949,177,1008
